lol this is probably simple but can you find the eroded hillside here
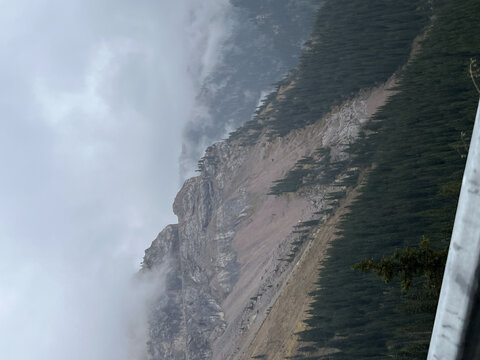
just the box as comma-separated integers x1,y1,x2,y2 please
140,0,435,359
142,75,397,359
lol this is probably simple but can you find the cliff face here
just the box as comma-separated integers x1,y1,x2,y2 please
144,140,249,359
142,78,394,359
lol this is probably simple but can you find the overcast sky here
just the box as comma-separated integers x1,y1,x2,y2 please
0,1,231,359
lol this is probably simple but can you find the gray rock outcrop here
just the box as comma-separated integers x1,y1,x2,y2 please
141,80,394,359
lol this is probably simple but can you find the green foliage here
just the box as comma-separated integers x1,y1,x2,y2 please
353,236,448,293
228,0,428,144
268,147,350,195
264,0,429,138
294,0,480,358
266,0,430,194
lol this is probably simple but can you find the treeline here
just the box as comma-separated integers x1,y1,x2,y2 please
268,147,355,195
228,0,428,144
294,0,480,358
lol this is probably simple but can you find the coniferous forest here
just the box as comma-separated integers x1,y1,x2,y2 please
289,0,480,358
226,0,479,358
165,0,480,357
228,0,429,145
162,0,480,357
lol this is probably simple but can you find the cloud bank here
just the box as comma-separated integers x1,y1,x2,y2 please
0,1,231,359
178,0,321,179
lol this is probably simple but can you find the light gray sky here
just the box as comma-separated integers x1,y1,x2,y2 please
0,0,231,359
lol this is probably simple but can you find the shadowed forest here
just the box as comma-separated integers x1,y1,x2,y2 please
293,0,480,358
231,0,480,358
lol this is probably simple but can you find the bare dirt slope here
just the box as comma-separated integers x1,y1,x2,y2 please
212,79,395,359
235,77,398,360
240,183,363,360
143,73,397,360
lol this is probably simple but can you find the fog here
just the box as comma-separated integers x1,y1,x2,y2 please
0,1,231,359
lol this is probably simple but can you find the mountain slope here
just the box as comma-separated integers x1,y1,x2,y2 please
292,0,480,358
137,0,478,358
180,0,322,176
143,81,387,359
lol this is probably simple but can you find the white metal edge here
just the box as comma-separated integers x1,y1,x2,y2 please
427,99,480,359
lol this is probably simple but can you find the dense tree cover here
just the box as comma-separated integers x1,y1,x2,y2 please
353,236,448,294
268,147,352,195
265,0,429,137
228,0,428,145
293,0,480,358
265,0,429,194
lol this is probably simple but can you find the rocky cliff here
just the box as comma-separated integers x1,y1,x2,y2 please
141,76,395,359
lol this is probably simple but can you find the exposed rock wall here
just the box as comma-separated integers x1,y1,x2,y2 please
142,78,395,359
143,225,187,359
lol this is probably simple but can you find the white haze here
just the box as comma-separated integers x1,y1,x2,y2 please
0,1,231,359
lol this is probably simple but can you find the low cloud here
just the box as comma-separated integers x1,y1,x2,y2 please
0,0,231,359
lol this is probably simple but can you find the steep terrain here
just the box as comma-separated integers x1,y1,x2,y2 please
180,0,322,176
142,77,396,359
240,175,364,360
290,0,480,358
139,0,468,358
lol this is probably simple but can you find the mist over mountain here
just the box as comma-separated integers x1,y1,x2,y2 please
143,0,480,358
179,0,322,178
1,0,476,359
0,1,234,359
